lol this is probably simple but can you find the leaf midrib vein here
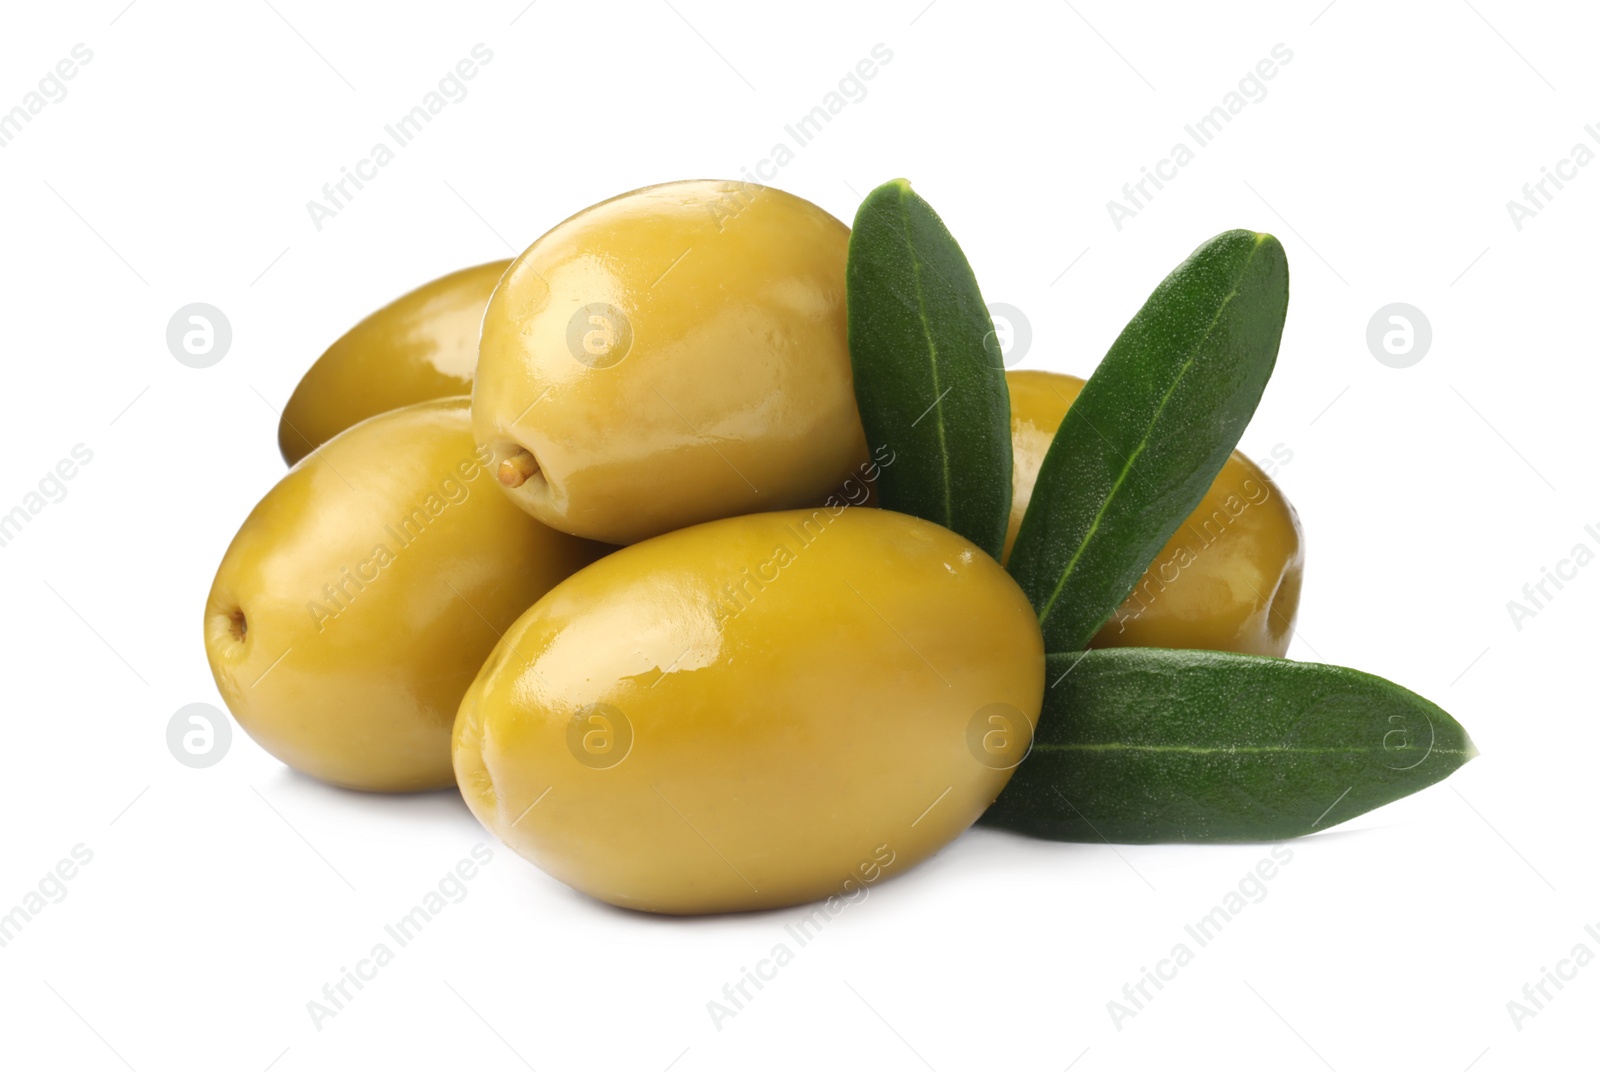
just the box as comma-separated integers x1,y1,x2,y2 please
894,188,955,529
1034,237,1266,635
1033,742,1473,756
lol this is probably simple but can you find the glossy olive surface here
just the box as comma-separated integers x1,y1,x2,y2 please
454,507,1045,914
1006,370,1305,657
473,180,869,545
279,261,510,465
208,399,603,792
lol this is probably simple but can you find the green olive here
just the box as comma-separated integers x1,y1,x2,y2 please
278,261,510,466
454,507,1045,914
1007,369,1305,657
207,398,603,791
473,180,869,545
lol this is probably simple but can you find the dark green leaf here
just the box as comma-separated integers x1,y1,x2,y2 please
846,179,1011,559
982,648,1477,842
1008,230,1289,651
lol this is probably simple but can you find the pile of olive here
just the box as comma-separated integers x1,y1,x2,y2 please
204,180,1303,914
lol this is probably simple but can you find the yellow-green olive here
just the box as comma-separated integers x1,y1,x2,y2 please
1006,370,1305,657
473,180,869,545
208,398,603,791
453,507,1044,914
279,261,509,465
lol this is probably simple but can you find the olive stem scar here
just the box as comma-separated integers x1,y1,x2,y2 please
1243,980,1337,1071
842,580,951,687
511,786,552,827
651,785,759,892
911,786,952,827
1311,786,1351,827
251,787,356,892
498,449,538,488
1050,786,1157,892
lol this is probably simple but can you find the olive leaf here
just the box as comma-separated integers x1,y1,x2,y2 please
846,179,1012,560
1008,230,1289,652
981,648,1477,842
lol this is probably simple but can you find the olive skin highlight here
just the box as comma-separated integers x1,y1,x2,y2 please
473,180,869,545
209,398,604,792
1006,370,1305,657
453,507,1044,914
279,261,510,466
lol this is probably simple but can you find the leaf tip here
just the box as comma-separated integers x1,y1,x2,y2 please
858,178,917,216
1250,230,1286,256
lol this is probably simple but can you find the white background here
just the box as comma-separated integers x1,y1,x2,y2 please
0,1,1593,1069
